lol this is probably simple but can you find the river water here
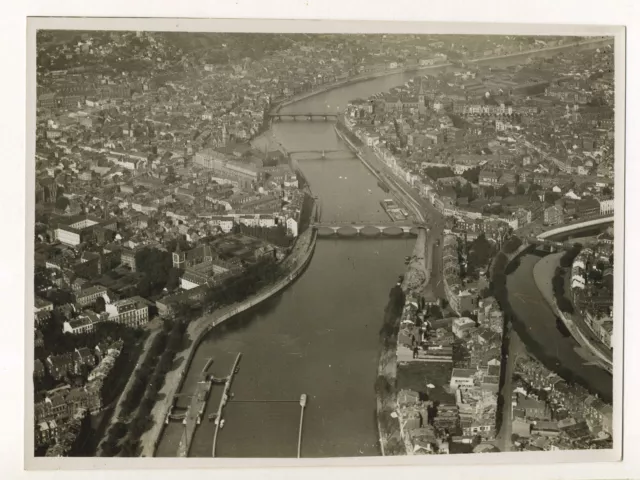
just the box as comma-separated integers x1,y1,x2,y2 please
156,45,611,458
506,252,613,402
156,71,421,458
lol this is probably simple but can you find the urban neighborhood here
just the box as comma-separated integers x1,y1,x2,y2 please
32,31,615,459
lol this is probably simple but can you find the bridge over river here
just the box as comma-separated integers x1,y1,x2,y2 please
521,215,614,252
268,112,339,122
312,221,424,237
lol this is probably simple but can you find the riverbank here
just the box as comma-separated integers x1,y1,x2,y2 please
532,253,613,373
375,285,406,456
140,228,317,457
375,228,430,456
334,123,425,224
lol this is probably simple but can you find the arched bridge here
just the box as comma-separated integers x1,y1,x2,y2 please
269,112,339,122
312,221,425,238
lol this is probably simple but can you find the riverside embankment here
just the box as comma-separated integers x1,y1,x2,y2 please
334,124,425,224
163,76,417,455
376,228,429,456
505,251,612,402
141,228,317,457
532,253,613,373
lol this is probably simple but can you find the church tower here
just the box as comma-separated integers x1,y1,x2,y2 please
221,124,228,147
418,80,427,116
172,242,185,269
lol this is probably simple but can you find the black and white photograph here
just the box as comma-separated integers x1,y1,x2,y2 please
22,15,627,470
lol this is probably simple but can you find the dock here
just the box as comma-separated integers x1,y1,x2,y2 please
166,358,214,457
211,353,243,457
176,378,213,457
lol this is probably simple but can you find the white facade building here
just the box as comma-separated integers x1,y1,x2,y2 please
286,218,299,237
600,198,614,215
105,297,149,328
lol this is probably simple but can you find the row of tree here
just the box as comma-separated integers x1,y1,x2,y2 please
236,224,292,248
378,285,406,349
118,328,170,418
101,319,188,456
552,267,574,314
502,236,522,254
172,257,284,317
376,284,407,456
466,233,496,275
560,244,583,268
552,245,584,314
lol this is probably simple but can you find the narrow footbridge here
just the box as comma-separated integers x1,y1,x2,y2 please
312,220,425,237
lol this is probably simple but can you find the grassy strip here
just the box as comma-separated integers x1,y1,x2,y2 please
100,325,170,456
115,320,189,456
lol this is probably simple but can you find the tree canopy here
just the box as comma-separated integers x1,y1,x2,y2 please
467,233,494,273
134,247,173,297
461,166,480,184
424,166,455,181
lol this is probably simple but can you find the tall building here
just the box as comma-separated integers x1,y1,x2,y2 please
543,205,564,226
418,80,427,116
221,124,228,147
172,243,185,269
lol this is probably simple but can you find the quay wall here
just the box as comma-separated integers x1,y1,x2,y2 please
531,253,613,373
334,123,425,224
143,228,317,457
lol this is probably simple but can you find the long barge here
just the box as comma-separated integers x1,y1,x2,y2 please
377,180,390,193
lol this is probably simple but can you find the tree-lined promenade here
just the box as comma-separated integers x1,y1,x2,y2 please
137,228,317,457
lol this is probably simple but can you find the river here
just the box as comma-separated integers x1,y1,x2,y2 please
156,71,422,458
506,251,612,402
155,43,611,457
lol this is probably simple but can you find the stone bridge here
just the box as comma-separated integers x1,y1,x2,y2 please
269,112,339,122
312,221,424,238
